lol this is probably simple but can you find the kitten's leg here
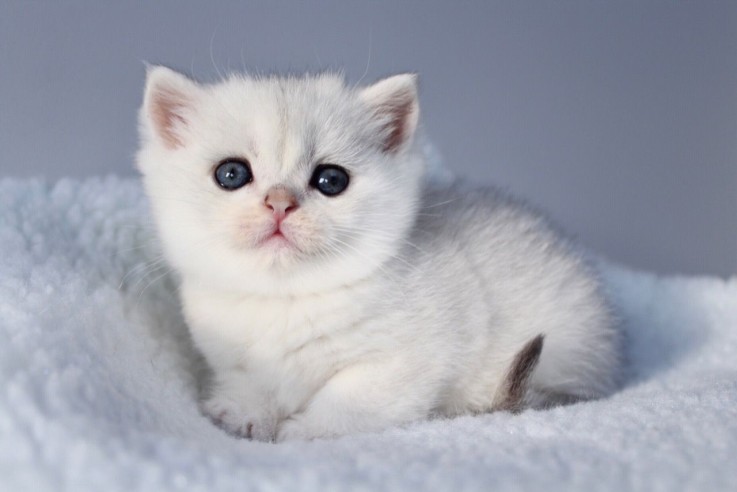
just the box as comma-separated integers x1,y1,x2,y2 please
201,368,277,442
276,360,433,442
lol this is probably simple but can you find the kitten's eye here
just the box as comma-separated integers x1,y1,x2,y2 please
214,159,253,190
309,165,349,197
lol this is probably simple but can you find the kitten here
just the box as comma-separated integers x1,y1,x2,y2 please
136,66,621,442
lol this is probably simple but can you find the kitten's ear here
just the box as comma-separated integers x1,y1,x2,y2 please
360,74,419,153
142,65,201,150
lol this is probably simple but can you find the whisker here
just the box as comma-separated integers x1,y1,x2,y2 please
135,267,174,310
329,224,429,251
423,198,459,209
355,27,373,87
125,257,168,292
209,29,224,82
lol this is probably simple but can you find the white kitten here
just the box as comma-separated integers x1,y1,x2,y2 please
137,66,621,442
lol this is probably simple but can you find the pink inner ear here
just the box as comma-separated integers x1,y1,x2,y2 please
150,88,189,149
381,97,414,153
368,84,417,154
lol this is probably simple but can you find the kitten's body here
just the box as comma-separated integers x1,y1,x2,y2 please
137,68,621,442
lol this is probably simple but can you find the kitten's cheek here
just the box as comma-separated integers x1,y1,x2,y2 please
283,220,319,253
229,211,273,248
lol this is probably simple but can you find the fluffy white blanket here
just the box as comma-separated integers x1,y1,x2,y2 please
1,177,735,491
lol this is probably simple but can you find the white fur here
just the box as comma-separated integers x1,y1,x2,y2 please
137,67,621,442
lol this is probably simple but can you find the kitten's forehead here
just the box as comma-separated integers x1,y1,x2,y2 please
207,73,359,179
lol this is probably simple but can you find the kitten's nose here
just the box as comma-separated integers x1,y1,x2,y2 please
264,187,299,221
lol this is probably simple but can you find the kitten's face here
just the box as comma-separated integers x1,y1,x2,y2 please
137,67,424,295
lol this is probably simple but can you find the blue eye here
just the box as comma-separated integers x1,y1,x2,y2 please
310,165,349,196
214,159,253,190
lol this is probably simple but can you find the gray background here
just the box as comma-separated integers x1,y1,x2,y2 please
1,1,735,276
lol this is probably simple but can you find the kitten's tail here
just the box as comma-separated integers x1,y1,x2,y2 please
493,334,544,413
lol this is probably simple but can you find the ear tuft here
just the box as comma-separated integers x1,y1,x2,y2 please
360,74,419,153
143,65,200,149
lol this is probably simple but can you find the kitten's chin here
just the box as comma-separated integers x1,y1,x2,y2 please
176,238,389,297
251,228,309,268
258,231,296,250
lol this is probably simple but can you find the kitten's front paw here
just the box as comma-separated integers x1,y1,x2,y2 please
276,417,309,442
201,396,275,442
276,415,333,442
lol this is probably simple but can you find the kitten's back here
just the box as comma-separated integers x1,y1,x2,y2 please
400,182,621,412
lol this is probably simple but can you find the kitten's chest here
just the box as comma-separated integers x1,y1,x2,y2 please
181,283,374,368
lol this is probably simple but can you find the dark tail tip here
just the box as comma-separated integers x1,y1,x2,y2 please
495,334,545,413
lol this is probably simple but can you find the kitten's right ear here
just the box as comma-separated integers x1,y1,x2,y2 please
142,65,201,149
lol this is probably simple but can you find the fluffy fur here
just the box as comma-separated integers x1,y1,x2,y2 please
136,66,621,442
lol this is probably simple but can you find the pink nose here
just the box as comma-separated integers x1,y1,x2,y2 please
264,188,298,220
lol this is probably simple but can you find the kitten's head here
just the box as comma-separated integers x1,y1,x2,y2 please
137,66,425,295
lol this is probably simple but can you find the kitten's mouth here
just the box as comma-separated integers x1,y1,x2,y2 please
259,228,297,250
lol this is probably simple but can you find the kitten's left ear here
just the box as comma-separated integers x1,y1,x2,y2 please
360,74,419,153
142,65,202,150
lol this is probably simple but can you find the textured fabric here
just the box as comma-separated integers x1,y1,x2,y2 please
1,177,735,491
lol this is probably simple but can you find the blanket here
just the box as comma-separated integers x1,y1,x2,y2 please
1,177,735,491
